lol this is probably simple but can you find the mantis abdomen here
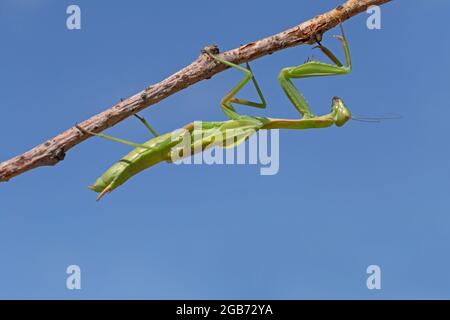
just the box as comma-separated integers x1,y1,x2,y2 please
89,131,175,199
88,118,266,200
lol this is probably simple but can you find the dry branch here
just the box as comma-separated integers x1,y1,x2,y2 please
0,0,391,182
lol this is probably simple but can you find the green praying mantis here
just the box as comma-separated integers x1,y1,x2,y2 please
77,24,357,201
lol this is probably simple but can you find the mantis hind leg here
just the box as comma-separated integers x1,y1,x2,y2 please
277,24,352,118
76,125,152,150
205,50,266,120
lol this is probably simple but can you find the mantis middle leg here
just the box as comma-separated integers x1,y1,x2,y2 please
134,114,159,137
205,51,267,120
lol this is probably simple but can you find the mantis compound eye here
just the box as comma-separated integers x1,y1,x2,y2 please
332,96,351,127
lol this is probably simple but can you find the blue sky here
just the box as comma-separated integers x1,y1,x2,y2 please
1,0,450,299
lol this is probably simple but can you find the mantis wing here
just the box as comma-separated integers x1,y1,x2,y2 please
192,118,263,150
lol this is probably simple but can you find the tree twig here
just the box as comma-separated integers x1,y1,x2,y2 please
0,0,391,182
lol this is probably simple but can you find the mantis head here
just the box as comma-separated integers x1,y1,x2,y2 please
332,96,351,127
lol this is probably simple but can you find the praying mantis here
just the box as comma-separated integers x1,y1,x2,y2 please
77,24,354,201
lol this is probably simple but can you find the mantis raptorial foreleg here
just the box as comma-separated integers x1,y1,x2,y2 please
205,51,266,120
206,24,351,123
313,25,351,67
277,24,351,118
